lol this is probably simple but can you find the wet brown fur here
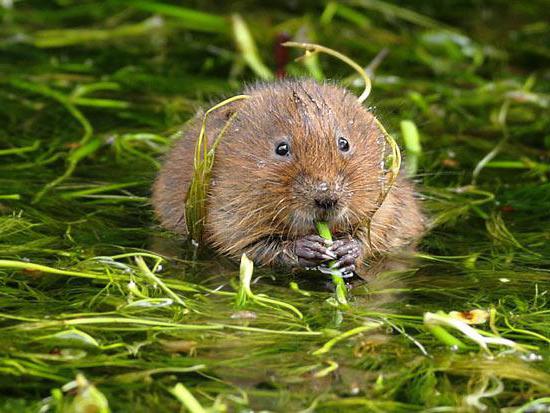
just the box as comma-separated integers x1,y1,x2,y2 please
152,79,425,275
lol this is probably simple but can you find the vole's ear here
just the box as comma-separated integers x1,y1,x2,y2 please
219,98,247,120
196,98,248,146
220,105,236,120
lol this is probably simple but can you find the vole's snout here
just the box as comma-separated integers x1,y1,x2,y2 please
312,181,340,211
292,175,347,225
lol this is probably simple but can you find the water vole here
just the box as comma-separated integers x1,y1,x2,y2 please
152,79,425,277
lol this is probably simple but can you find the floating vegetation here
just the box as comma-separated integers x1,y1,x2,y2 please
235,254,303,318
0,1,549,411
424,311,529,354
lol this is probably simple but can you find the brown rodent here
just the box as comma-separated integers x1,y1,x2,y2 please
152,79,425,277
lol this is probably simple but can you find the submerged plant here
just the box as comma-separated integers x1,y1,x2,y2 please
235,254,303,318
424,311,529,354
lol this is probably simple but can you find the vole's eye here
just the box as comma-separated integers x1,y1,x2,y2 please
338,136,350,153
275,141,290,157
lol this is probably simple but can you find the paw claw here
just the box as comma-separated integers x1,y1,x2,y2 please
329,238,361,259
294,235,336,268
292,235,361,271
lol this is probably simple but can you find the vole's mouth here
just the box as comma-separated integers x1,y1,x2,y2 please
286,206,347,236
289,179,352,231
315,207,344,222
312,195,347,223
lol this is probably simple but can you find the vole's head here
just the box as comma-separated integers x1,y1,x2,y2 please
213,80,387,238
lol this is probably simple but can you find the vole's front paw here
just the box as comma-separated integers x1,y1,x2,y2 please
293,235,336,268
328,237,361,275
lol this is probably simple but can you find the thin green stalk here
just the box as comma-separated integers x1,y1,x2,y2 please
316,221,348,306
424,324,468,350
0,259,111,281
400,120,422,177
135,256,186,307
472,81,520,183
128,1,229,34
71,97,130,109
170,383,207,413
232,14,273,80
112,366,206,384
321,2,371,28
283,41,371,103
59,182,144,199
313,360,339,377
3,316,224,331
0,140,40,156
222,325,321,336
349,0,451,30
33,16,165,47
513,398,550,413
312,323,382,355
0,258,200,293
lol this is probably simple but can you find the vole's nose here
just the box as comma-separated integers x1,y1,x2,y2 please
315,196,339,210
313,182,339,210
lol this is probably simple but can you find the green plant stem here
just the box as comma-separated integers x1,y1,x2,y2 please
400,119,421,177
316,221,348,306
232,14,273,80
135,256,186,307
312,323,382,355
170,383,207,413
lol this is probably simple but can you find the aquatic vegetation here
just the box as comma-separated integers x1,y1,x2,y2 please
0,0,548,411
